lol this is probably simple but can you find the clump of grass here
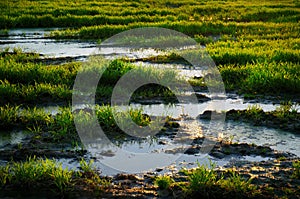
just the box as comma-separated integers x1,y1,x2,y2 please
194,34,215,44
0,80,72,105
0,56,79,86
188,77,206,88
99,59,134,86
245,101,299,122
0,104,20,129
0,29,8,36
154,175,175,190
77,158,109,196
219,61,300,96
0,104,162,143
0,104,53,130
225,102,300,133
0,157,110,197
48,107,76,142
79,158,95,173
184,162,218,193
219,170,256,196
0,48,39,62
0,156,73,193
274,101,298,119
82,57,184,102
292,160,300,179
173,162,257,198
245,104,264,122
47,105,156,142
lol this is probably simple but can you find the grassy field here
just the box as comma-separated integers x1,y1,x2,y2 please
0,0,299,30
0,51,181,105
1,0,299,97
0,1,299,198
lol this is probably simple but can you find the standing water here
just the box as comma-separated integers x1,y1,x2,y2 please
0,28,299,175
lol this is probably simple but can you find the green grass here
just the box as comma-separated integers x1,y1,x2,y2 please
158,162,257,198
0,80,72,105
83,57,182,88
0,57,79,86
219,171,256,196
120,39,299,97
154,175,175,190
219,62,300,96
48,21,299,41
185,163,218,193
0,104,160,142
1,0,298,30
0,157,109,197
0,156,73,193
0,52,183,105
245,103,299,122
208,38,300,65
1,0,299,98
223,103,300,133
0,105,52,130
79,158,95,173
244,104,264,122
292,160,300,179
0,47,40,62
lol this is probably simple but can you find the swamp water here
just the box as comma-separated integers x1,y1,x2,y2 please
0,29,299,175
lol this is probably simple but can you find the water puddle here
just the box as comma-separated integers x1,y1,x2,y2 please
35,96,299,176
0,28,299,176
0,130,28,148
46,94,294,116
0,29,97,58
84,118,298,175
42,147,274,176
38,116,296,176
0,29,169,60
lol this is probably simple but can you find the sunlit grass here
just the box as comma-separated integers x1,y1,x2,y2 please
220,62,300,95
0,157,109,196
154,175,174,190
0,104,161,142
222,103,300,133
0,156,73,193
1,0,298,30
156,162,257,198
292,160,300,179
0,52,184,105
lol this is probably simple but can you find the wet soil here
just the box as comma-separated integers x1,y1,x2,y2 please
99,158,300,199
0,114,299,198
1,30,299,198
1,157,299,199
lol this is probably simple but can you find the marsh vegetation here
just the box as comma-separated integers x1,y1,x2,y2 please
0,0,299,198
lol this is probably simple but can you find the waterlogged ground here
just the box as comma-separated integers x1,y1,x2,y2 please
0,28,300,198
0,105,299,176
0,29,96,58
